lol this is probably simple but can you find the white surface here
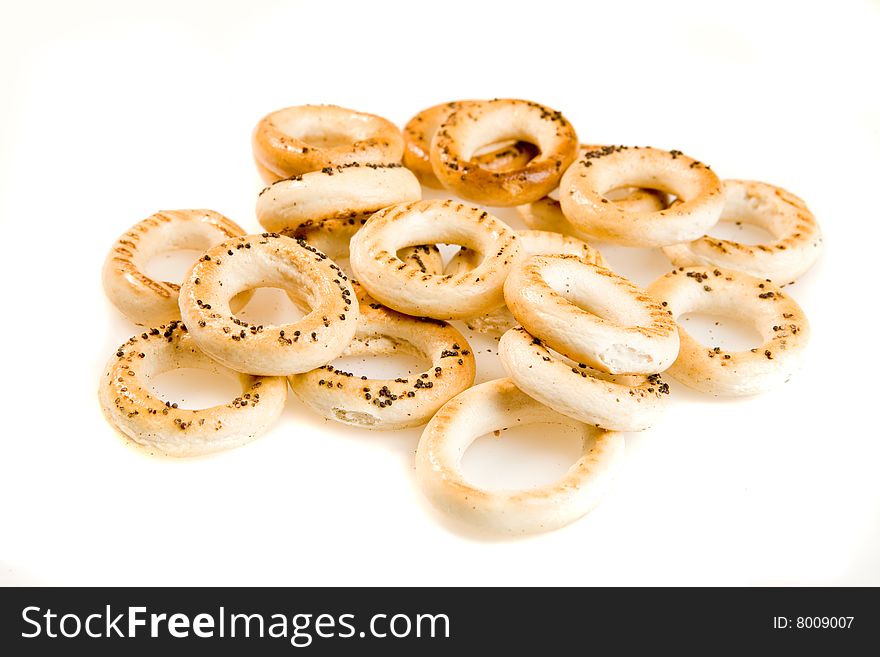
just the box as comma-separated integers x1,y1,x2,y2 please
1,0,879,586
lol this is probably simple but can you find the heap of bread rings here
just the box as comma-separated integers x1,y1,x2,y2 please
100,99,821,534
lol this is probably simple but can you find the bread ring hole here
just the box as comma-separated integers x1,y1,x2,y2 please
401,243,483,273
679,312,764,352
395,244,443,275
590,244,674,288
273,113,368,148
298,131,358,149
143,248,206,286
455,105,556,162
705,219,776,245
604,186,672,206
234,287,308,327
472,139,540,170
149,367,242,410
461,422,588,491
331,335,431,380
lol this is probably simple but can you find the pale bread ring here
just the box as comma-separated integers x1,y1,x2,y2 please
446,230,607,335
403,100,538,188
252,105,404,180
647,266,810,396
499,327,669,431
350,200,521,319
98,321,287,457
415,377,625,534
256,163,421,234
430,99,579,206
102,210,249,326
662,179,823,282
289,290,476,430
504,255,679,374
179,234,358,376
560,145,723,246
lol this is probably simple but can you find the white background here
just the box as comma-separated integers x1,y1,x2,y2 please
1,0,879,586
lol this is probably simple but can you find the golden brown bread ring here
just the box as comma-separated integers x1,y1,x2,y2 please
517,144,668,236
179,234,358,376
504,255,680,375
102,210,249,327
350,200,522,320
252,105,404,181
98,321,287,457
498,326,669,431
430,99,579,206
256,163,421,234
662,179,823,282
647,266,810,396
289,290,476,430
415,377,625,534
403,100,538,188
560,145,724,247
518,188,667,238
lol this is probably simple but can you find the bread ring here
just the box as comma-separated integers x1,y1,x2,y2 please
403,100,538,188
662,179,823,282
504,255,679,374
350,200,521,319
98,320,287,457
256,163,421,234
517,144,667,236
446,230,607,335
430,99,579,206
179,233,358,376
415,377,625,534
285,217,444,281
498,327,669,431
518,187,667,237
102,210,249,326
560,145,724,246
289,292,476,430
647,266,810,396
252,105,404,181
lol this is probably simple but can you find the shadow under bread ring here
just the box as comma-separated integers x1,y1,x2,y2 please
504,254,679,374
178,234,358,376
98,321,287,457
349,199,521,320
102,209,249,326
415,377,625,534
647,266,810,396
289,292,476,430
